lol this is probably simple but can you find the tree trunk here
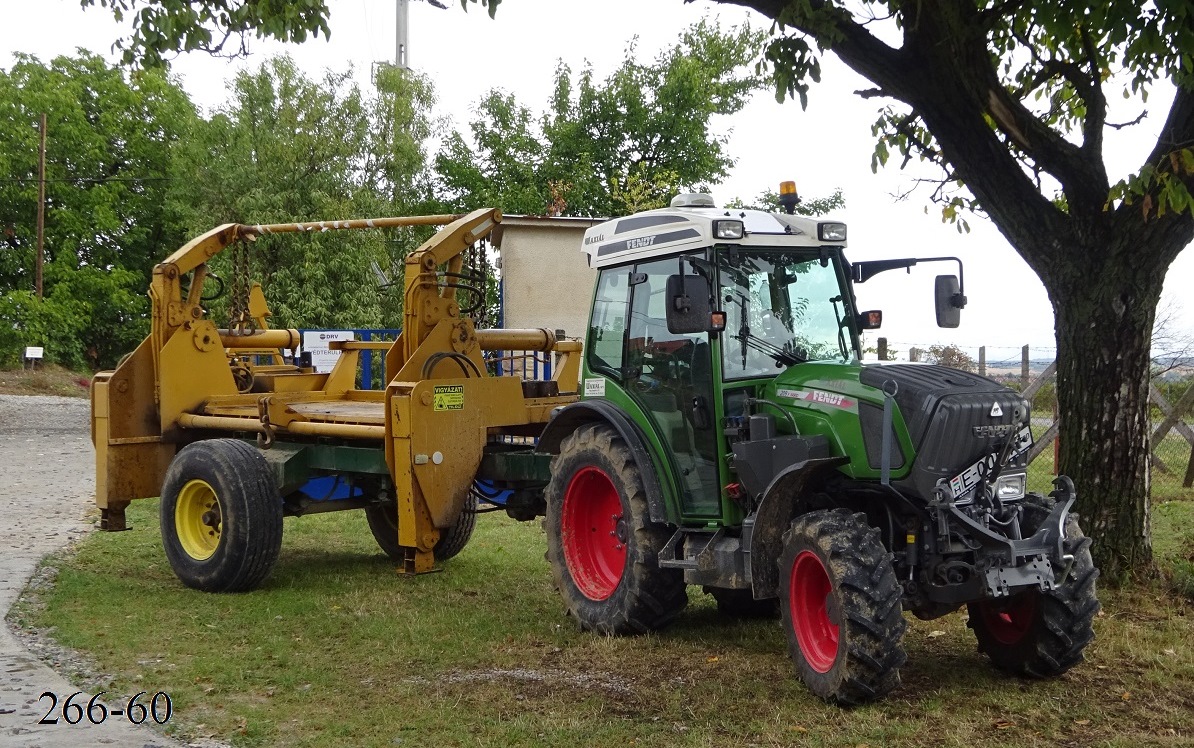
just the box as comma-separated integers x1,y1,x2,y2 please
1048,247,1163,580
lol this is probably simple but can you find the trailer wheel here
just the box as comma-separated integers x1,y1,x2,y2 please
780,509,907,705
705,587,779,618
160,439,282,592
544,423,686,634
968,495,1099,677
365,490,478,562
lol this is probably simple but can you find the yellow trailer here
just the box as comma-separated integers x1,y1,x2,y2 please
91,209,580,589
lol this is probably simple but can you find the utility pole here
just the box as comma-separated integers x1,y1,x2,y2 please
395,0,409,68
36,112,46,300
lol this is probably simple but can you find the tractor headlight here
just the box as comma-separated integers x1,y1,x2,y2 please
818,222,847,241
994,472,1026,501
714,219,745,240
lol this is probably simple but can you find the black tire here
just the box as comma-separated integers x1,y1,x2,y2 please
544,423,687,634
705,587,780,619
366,490,478,562
967,494,1100,677
160,439,282,592
779,509,907,705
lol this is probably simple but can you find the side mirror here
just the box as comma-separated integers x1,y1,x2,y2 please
665,274,714,334
857,310,883,330
934,275,966,328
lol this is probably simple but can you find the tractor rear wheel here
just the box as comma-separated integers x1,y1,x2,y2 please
968,495,1099,677
160,439,283,592
366,490,478,562
779,509,907,705
544,423,687,634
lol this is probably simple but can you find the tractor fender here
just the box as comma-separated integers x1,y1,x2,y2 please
538,401,673,524
749,455,850,599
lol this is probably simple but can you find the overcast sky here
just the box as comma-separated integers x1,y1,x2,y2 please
3,0,1191,364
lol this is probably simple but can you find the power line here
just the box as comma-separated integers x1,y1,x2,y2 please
0,176,174,184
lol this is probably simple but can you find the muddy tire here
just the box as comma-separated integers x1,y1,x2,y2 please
779,509,907,705
160,439,282,592
968,494,1099,677
544,423,687,634
706,587,780,618
366,490,478,562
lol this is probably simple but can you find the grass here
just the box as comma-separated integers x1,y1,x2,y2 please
10,498,1194,748
0,363,91,397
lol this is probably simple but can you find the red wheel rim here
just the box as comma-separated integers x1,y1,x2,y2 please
561,466,627,601
790,550,839,673
977,593,1038,645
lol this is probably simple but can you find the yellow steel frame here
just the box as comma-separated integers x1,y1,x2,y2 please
92,210,580,573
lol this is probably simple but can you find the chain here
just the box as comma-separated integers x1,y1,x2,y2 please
228,239,255,335
471,238,489,328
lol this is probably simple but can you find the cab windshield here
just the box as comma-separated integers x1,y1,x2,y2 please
718,248,855,379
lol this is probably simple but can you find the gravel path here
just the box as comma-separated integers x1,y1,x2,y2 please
0,394,204,748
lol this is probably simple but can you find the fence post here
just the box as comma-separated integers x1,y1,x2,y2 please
361,330,373,390
878,337,888,361
978,346,986,377
1185,448,1194,489
1021,345,1030,390
909,347,920,363
1023,359,1059,468
1053,401,1059,475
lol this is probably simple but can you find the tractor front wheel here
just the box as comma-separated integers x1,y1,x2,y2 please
968,495,1099,677
544,423,686,634
160,439,283,592
779,509,907,705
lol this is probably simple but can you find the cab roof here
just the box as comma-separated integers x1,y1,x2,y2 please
580,204,847,269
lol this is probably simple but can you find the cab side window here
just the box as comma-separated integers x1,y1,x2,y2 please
587,266,630,379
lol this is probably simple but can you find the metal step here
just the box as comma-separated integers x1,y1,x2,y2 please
658,528,724,571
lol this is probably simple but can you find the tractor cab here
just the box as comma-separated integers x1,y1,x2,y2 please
577,190,892,521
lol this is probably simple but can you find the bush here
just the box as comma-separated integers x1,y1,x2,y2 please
0,266,148,371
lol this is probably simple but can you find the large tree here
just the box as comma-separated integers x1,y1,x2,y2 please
0,52,196,368
171,56,440,330
80,0,332,67
435,19,768,216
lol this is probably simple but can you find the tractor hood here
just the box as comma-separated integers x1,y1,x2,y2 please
759,361,1030,500
858,363,1031,500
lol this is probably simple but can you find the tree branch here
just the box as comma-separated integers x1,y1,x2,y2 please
1078,25,1107,161
1107,112,1148,130
718,0,910,94
1144,86,1194,167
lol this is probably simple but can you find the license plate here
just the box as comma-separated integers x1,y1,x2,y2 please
948,426,1033,500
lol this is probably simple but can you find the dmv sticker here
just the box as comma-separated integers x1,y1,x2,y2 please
433,384,465,411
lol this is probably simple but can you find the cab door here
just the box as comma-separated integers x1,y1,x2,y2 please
623,256,719,517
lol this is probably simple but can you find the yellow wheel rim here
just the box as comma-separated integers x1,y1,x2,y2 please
175,479,222,561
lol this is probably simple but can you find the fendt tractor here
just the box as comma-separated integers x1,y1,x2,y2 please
91,185,1098,704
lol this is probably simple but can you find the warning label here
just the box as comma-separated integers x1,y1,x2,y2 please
433,384,465,411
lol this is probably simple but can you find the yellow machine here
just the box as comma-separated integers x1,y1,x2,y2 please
91,209,579,588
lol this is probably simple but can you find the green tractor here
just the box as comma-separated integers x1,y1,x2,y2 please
534,187,1099,704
